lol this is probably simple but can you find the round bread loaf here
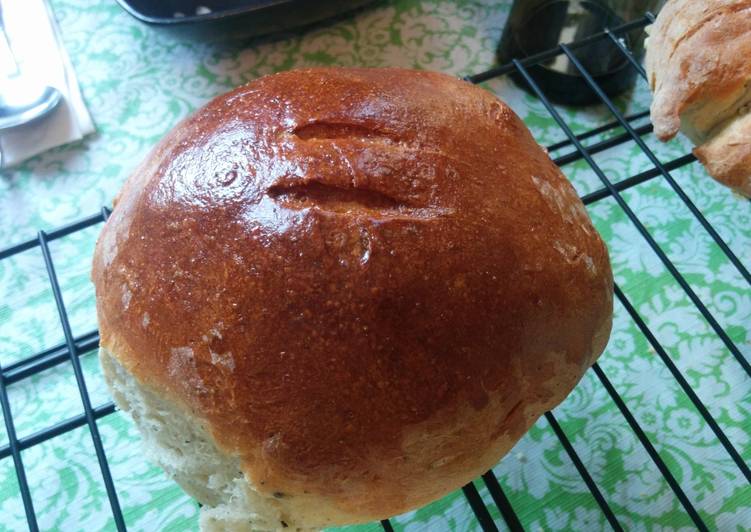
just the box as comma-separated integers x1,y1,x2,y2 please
92,68,613,531
645,0,751,196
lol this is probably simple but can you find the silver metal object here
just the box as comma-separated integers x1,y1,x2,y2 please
498,0,664,105
0,3,61,131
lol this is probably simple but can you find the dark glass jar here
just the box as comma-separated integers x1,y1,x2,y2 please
497,0,664,105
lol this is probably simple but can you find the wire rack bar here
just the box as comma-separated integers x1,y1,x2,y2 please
465,15,652,84
580,154,696,206
553,122,653,167
613,284,751,484
0,211,105,261
559,44,751,287
547,109,650,152
544,412,623,531
0,365,39,531
591,363,708,530
511,58,751,378
462,482,499,531
37,231,126,531
604,29,647,79
481,472,524,531
0,403,116,461
3,330,99,385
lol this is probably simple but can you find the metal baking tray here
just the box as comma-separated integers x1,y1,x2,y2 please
115,0,376,34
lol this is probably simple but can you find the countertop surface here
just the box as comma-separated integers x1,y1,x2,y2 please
0,0,749,530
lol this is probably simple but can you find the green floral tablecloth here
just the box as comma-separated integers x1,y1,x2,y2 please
0,0,749,530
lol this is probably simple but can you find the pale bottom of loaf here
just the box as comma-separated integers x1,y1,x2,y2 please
99,344,586,531
99,347,314,532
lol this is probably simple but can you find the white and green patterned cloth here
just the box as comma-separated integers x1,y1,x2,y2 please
0,1,749,530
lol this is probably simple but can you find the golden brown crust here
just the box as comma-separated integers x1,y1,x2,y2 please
694,112,751,196
646,0,751,141
92,68,613,525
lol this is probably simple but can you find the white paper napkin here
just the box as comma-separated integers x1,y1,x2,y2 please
0,0,94,169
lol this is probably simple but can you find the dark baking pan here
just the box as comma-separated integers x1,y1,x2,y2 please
115,0,377,36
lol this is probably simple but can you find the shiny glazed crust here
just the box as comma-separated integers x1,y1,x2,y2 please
645,0,751,196
92,68,613,527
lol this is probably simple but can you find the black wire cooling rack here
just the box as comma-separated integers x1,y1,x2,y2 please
1,11,750,532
